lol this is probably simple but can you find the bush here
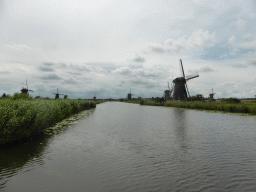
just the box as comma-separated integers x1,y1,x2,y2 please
0,99,98,145
11,93,33,100
221,98,241,104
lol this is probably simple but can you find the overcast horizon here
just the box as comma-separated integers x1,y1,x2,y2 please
1,0,256,99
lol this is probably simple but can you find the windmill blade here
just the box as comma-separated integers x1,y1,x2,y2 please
26,79,28,89
185,82,190,98
180,59,185,78
186,74,199,81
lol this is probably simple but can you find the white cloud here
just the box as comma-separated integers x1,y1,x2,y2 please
239,39,256,49
242,33,252,39
148,29,215,54
229,36,236,44
236,19,246,30
112,67,133,76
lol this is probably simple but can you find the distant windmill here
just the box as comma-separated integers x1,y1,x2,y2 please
52,88,64,99
93,94,96,99
164,82,173,101
21,79,33,95
35,92,41,99
64,91,68,99
127,88,134,100
169,59,199,100
209,88,216,101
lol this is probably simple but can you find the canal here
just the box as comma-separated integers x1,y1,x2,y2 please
1,102,256,191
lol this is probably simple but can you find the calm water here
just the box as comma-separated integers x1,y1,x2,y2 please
1,102,256,192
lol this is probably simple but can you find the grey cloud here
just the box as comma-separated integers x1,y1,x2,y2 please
112,67,133,76
133,55,145,63
248,59,256,66
43,62,55,66
64,77,78,84
39,65,54,72
230,63,248,68
68,72,83,76
151,46,165,53
40,73,61,80
0,70,11,74
131,80,156,89
70,64,92,72
59,63,67,68
200,67,215,72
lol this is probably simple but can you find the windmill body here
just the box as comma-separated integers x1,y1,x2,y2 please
164,82,172,101
170,59,199,101
127,88,134,100
64,91,68,99
21,80,33,95
52,88,64,100
209,88,216,101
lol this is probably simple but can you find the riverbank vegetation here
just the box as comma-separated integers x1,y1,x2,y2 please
0,93,102,145
123,98,256,116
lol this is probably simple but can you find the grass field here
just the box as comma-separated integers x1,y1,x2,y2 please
124,98,256,116
0,97,101,145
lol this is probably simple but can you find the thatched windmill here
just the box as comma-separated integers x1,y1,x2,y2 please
52,88,64,99
169,59,199,100
21,79,33,95
127,88,134,100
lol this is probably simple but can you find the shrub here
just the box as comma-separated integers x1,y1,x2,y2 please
0,99,98,145
11,93,33,100
221,98,241,104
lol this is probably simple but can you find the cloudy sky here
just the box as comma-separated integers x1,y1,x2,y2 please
0,0,256,99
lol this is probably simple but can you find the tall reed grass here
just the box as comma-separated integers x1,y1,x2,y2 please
0,99,98,145
127,99,256,115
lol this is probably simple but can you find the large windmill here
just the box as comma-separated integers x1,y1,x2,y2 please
169,59,199,100
52,88,64,99
127,88,134,100
21,79,33,95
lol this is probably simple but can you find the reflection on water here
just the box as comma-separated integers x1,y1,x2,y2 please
1,102,256,191
173,109,188,150
0,136,49,189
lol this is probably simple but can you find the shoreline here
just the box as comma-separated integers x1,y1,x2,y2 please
124,100,256,118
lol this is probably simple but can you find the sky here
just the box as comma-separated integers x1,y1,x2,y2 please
0,0,256,99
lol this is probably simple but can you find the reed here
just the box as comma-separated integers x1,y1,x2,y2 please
0,98,98,145
125,99,256,116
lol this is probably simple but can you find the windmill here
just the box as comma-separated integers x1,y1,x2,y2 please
209,88,216,101
127,88,134,100
21,79,33,95
64,91,68,99
93,94,96,100
169,59,199,100
164,82,172,101
52,88,64,99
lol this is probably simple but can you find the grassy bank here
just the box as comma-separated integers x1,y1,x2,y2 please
123,98,256,116
0,98,101,145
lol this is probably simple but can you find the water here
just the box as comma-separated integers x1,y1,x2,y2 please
1,102,256,192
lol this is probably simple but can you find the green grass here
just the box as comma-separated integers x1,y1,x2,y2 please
123,99,256,116
0,98,100,145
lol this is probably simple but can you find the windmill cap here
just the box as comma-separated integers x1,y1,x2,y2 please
173,77,186,83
